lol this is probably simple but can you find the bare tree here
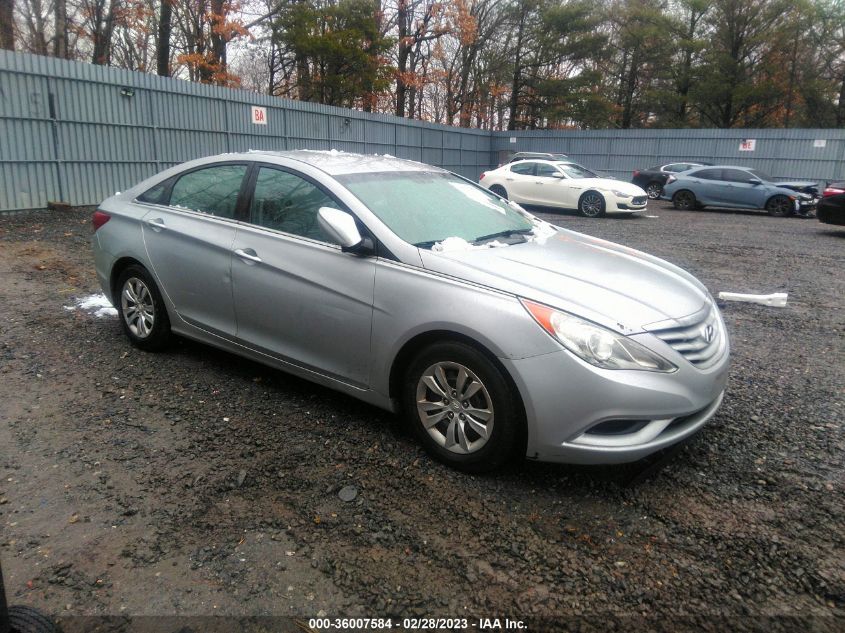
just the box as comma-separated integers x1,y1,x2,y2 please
0,0,14,50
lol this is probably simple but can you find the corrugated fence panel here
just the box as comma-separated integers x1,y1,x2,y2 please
2,50,844,211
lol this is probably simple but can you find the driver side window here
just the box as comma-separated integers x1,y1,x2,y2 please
535,163,561,178
249,167,337,243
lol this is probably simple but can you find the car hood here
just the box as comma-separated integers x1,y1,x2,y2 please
567,178,644,195
773,181,819,194
419,229,710,333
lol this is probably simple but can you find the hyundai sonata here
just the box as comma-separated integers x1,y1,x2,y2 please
92,150,729,472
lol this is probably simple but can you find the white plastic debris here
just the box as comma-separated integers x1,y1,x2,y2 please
717,292,788,307
64,293,118,317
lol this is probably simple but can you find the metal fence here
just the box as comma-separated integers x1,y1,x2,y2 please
492,129,845,183
0,51,492,211
1,50,844,211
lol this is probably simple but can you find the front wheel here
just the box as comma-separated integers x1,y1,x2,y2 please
578,191,605,217
403,342,522,472
7,605,62,633
645,182,663,199
672,190,697,210
766,195,794,217
116,265,171,351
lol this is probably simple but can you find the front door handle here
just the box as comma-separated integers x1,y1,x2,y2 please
234,248,262,264
146,218,166,232
505,177,515,181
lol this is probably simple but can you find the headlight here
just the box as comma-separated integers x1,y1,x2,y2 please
521,299,677,372
611,189,632,198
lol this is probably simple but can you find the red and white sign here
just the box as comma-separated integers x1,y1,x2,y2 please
739,139,756,151
251,106,267,125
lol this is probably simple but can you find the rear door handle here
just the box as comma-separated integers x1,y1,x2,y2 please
234,248,262,264
146,218,166,231
506,177,515,181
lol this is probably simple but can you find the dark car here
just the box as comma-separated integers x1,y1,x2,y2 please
823,181,845,197
817,193,845,226
632,162,713,199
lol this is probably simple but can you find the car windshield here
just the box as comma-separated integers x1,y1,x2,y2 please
338,171,534,247
556,162,598,179
748,169,773,181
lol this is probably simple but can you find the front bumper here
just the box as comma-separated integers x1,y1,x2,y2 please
500,336,730,465
607,194,648,213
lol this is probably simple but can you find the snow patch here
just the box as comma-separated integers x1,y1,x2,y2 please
431,237,510,253
65,293,118,318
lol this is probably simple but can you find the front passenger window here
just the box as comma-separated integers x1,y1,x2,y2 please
249,167,337,242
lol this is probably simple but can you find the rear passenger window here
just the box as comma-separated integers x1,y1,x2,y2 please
694,169,722,181
169,165,247,218
249,167,337,242
510,162,535,175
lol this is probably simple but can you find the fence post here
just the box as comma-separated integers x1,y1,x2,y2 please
46,78,65,203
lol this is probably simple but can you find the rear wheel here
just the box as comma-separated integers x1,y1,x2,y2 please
672,190,697,210
645,182,663,199
489,184,508,200
116,265,171,351
578,191,605,217
766,195,794,217
403,342,521,472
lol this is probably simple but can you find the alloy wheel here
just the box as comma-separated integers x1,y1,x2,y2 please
674,191,695,210
646,183,662,199
767,196,792,217
121,277,155,338
580,193,604,217
415,361,495,454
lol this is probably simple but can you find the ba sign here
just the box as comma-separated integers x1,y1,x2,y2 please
251,106,267,125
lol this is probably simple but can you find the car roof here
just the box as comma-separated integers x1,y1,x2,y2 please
244,149,444,175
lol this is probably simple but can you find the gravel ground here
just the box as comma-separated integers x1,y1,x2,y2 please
0,202,843,632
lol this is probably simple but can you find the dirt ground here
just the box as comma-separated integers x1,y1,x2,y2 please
0,203,843,632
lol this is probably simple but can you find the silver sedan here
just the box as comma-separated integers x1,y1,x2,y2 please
91,150,730,472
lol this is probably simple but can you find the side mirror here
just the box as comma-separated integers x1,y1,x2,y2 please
550,173,565,179
748,178,762,185
317,207,373,255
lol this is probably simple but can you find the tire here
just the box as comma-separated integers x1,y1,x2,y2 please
645,182,663,199
7,605,63,633
672,190,697,210
403,341,522,473
489,184,508,200
115,264,171,351
578,191,605,217
766,194,794,217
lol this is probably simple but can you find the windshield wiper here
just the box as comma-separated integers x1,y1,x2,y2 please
413,239,439,249
472,228,533,244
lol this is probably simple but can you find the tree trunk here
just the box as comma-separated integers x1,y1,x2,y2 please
507,6,527,131
395,0,409,117
54,0,68,58
836,75,845,127
157,0,172,76
210,0,227,78
92,0,119,65
0,0,14,50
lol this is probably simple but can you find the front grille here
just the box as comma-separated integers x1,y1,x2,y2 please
649,304,725,369
632,196,647,205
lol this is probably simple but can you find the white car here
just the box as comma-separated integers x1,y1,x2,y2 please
480,159,648,217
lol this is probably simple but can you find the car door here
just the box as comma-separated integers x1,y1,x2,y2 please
504,162,539,203
532,162,567,206
139,162,248,337
721,168,767,208
230,164,375,387
687,168,725,205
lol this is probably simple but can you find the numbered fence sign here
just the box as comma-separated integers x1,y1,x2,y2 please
251,106,267,125
739,139,756,151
